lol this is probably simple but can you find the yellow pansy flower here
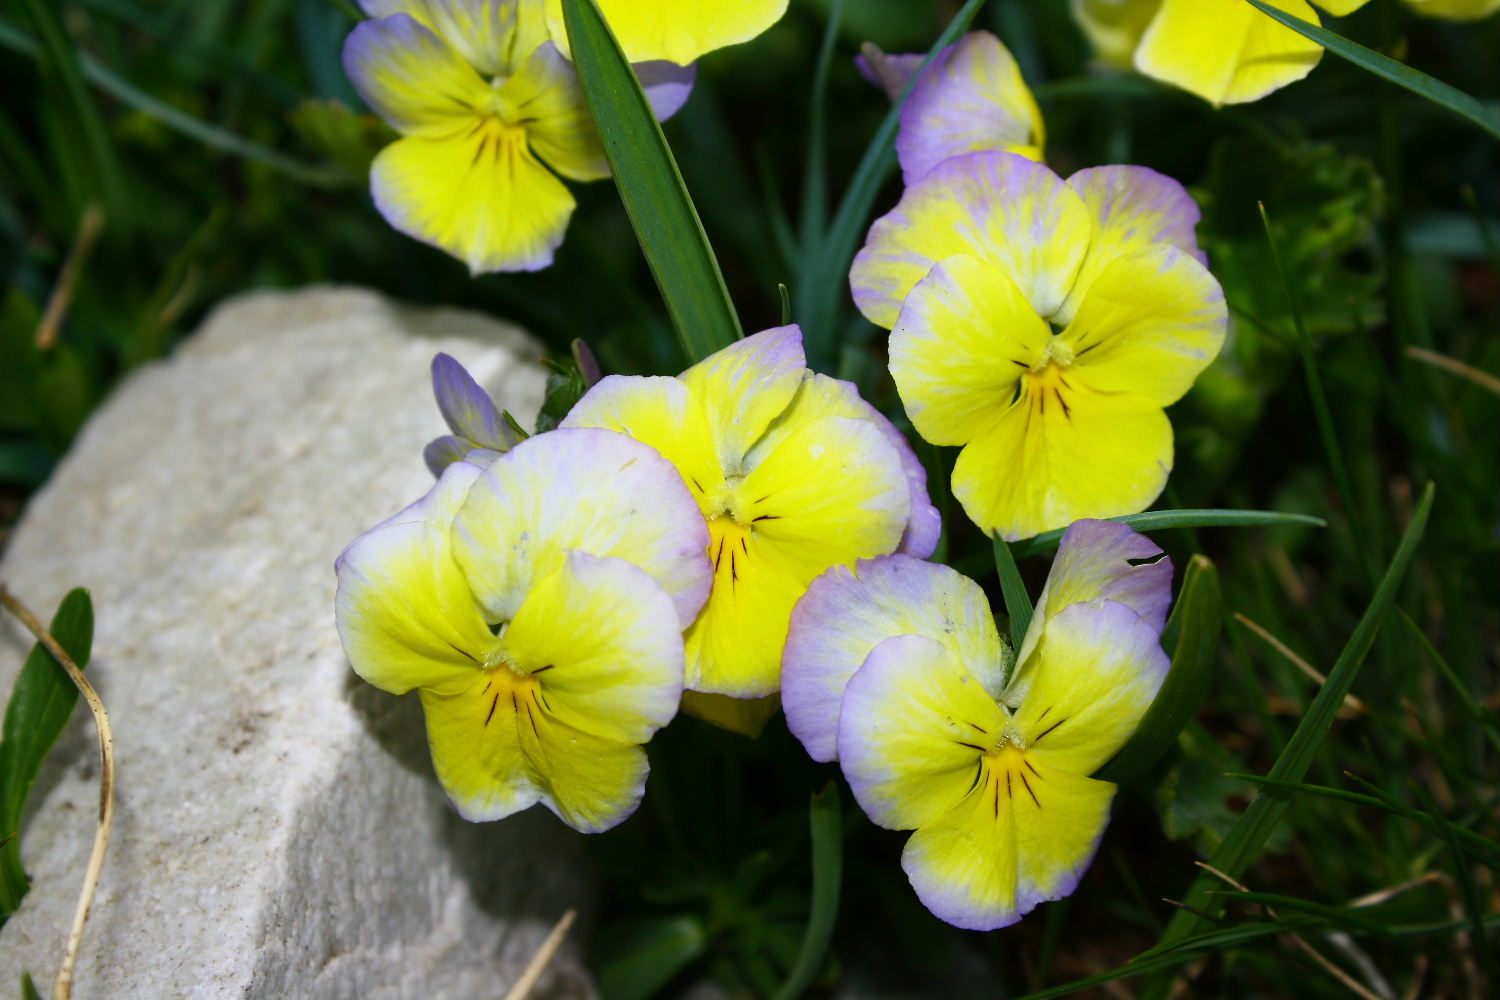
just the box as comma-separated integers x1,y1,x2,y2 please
562,326,938,700
344,1,693,273
544,0,789,65
850,151,1226,541
334,429,712,831
783,519,1174,928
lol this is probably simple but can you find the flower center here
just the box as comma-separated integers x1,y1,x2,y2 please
1028,336,1075,373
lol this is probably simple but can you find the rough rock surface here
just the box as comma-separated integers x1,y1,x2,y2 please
0,287,592,998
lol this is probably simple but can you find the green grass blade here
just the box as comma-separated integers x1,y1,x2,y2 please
1397,607,1500,754
770,782,843,1000
1146,482,1434,959
596,916,709,1000
1096,556,1221,786
1245,0,1500,141
561,0,742,365
1010,510,1325,559
0,588,94,915
1259,202,1371,583
992,534,1033,652
796,0,843,271
796,0,989,369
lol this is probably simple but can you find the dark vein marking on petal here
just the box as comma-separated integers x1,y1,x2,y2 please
484,692,499,727
1019,771,1041,808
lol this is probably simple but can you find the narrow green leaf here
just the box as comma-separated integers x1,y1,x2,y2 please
1245,0,1500,141
796,0,989,369
596,916,709,1000
1096,556,1221,786
1011,510,1325,559
0,588,94,915
1147,483,1434,959
1413,784,1495,983
1397,607,1500,754
562,0,741,364
22,972,41,1000
991,534,1032,652
796,0,843,267
771,783,843,1000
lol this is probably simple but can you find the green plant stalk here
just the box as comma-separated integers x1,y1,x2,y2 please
1244,0,1500,140
770,783,843,1000
1142,482,1434,985
1010,509,1325,559
796,0,843,277
561,0,742,365
991,534,1033,652
797,0,989,370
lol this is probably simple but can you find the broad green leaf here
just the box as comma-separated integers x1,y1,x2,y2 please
1011,510,1325,559
1096,556,1221,786
1144,482,1434,982
991,534,1032,653
771,783,843,1000
596,916,709,1000
1245,0,1500,142
0,588,94,915
796,0,989,369
561,0,741,365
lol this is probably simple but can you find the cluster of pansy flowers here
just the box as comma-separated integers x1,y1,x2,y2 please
343,0,788,272
333,16,1262,931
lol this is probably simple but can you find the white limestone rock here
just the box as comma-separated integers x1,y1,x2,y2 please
0,287,592,998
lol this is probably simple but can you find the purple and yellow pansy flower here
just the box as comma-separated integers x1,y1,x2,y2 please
562,326,939,704
781,519,1174,929
343,0,694,273
335,428,711,832
851,150,1227,541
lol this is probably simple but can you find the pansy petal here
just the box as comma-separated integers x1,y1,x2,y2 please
896,31,1044,185
851,151,1093,329
503,551,684,744
1314,0,1372,14
679,691,781,737
902,754,1114,930
424,434,471,477
838,634,1007,831
1134,0,1323,106
500,42,610,182
1010,519,1172,699
1403,0,1500,19
561,374,722,514
360,0,520,76
1059,165,1205,323
370,130,576,274
1070,0,1161,68
679,325,806,472
452,427,712,627
420,679,541,822
682,523,807,696
745,373,938,559
784,555,1005,763
1011,600,1170,775
334,461,493,696
741,415,910,583
634,59,698,121
525,715,650,832
952,380,1172,541
1063,245,1227,406
432,352,514,451
545,0,789,64
889,254,1052,446
343,14,491,135
855,43,926,101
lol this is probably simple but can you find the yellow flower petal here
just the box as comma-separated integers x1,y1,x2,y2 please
420,679,540,822
452,428,712,629
1314,0,1371,14
888,254,1051,446
343,14,492,135
1070,0,1162,68
334,462,494,696
370,128,577,274
501,551,684,745
678,325,806,473
360,0,530,76
838,634,1008,830
522,713,649,832
851,152,1093,329
1008,601,1170,776
500,42,609,182
678,691,781,737
544,0,789,64
901,751,1115,929
1403,0,1500,18
951,374,1172,540
1062,245,1227,407
561,373,723,514
1133,0,1323,106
